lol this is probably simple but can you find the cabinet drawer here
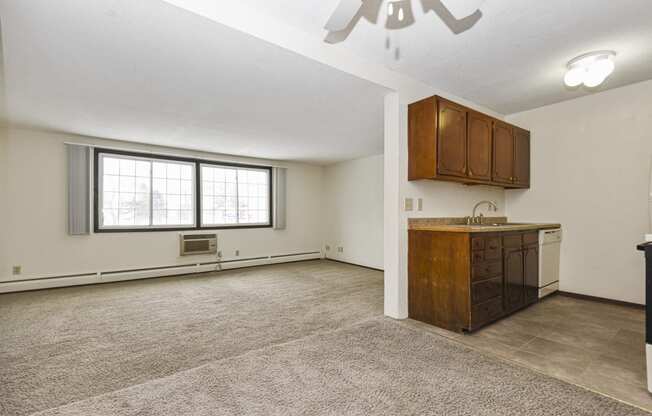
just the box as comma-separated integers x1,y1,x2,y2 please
485,245,502,261
523,232,538,245
471,277,503,305
471,297,504,329
472,236,501,254
471,237,485,250
472,261,503,281
485,237,501,251
472,250,485,263
472,248,501,263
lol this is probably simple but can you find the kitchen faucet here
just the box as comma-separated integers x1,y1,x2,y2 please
467,200,499,225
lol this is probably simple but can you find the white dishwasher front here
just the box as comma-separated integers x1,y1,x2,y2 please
539,228,562,298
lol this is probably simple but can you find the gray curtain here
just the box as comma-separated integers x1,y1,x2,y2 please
66,144,91,235
273,167,287,230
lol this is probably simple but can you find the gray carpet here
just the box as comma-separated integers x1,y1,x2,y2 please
30,318,648,416
0,260,383,416
0,260,647,415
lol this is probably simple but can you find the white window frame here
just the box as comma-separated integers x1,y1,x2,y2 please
97,152,197,231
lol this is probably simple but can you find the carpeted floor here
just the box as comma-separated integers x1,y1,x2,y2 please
0,261,383,416
0,260,647,415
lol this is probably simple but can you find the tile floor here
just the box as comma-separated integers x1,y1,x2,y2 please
408,294,651,412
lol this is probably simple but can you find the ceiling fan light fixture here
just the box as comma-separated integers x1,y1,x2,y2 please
440,0,486,19
564,51,616,88
385,0,414,30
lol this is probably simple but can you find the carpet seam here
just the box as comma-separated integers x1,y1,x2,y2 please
26,313,387,416
27,314,650,416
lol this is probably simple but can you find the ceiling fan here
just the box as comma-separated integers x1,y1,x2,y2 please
324,0,486,43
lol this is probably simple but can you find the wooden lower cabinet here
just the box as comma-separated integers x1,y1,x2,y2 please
408,229,540,332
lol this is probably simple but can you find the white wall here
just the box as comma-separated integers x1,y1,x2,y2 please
0,126,8,277
160,0,510,320
0,128,325,281
506,80,652,304
323,154,384,270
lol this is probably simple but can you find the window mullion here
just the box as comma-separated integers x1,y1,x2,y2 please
235,168,240,225
149,160,153,227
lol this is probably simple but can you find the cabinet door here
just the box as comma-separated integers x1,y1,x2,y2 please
504,248,525,312
524,245,539,305
408,231,434,324
437,99,468,178
467,112,492,181
493,121,514,184
514,128,531,188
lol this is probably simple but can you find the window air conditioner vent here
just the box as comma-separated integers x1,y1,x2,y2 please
180,233,217,256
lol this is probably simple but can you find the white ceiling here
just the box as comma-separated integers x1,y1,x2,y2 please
2,1,651,164
234,0,652,114
0,0,389,164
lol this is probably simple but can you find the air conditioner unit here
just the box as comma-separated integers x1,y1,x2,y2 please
180,233,217,256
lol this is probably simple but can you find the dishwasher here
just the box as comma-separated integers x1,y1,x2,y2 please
539,228,562,298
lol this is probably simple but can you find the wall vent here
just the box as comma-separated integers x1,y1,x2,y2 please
180,233,217,256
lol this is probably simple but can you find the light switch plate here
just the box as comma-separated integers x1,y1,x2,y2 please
405,198,414,211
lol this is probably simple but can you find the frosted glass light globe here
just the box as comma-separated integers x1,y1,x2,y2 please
591,57,615,79
564,66,585,87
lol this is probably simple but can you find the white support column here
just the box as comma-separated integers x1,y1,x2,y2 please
383,92,407,319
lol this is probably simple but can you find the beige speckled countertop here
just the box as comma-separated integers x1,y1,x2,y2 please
408,217,561,233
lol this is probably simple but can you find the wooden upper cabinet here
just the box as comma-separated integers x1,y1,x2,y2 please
437,99,468,178
467,112,493,181
408,97,437,180
407,95,530,189
493,121,514,184
514,127,531,188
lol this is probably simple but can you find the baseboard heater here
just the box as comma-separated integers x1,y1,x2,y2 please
0,251,322,294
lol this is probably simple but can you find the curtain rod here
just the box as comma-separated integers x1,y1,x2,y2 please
63,141,286,169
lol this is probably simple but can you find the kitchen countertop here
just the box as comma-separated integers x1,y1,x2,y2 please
408,217,561,233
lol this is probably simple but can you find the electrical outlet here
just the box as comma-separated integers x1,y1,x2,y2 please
417,198,423,211
12,266,21,275
404,198,414,212
337,247,344,253
235,250,240,256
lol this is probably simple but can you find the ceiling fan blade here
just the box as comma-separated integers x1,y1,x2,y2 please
439,0,485,20
324,0,364,32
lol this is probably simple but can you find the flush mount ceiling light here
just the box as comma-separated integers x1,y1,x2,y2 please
564,51,617,88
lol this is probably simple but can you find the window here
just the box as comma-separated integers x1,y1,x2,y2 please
94,148,273,232
97,152,196,230
200,164,271,227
